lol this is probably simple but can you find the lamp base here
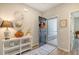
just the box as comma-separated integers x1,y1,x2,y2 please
4,28,10,40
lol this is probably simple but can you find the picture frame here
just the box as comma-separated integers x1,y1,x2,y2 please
60,19,67,28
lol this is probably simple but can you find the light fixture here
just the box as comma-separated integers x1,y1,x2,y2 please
24,8,28,12
1,20,13,40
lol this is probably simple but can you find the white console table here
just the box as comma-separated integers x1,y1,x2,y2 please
0,35,32,55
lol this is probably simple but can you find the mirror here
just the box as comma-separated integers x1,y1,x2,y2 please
13,11,24,31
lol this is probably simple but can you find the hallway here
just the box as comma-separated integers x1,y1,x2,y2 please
48,39,58,46
47,17,58,46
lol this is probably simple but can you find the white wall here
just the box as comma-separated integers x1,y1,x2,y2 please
1,3,79,52
43,3,79,52
0,4,42,46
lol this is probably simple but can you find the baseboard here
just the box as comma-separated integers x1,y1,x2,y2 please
58,47,70,52
32,42,39,47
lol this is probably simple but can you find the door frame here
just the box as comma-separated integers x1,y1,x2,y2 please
46,16,58,47
69,10,79,51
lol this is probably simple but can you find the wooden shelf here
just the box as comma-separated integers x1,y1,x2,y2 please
21,48,31,53
4,45,20,51
21,42,31,47
5,49,20,55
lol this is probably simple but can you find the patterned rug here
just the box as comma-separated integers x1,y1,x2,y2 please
23,44,56,55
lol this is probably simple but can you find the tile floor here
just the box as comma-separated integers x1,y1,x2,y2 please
21,44,79,55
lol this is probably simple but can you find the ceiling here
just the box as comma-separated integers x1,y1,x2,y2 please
26,3,61,12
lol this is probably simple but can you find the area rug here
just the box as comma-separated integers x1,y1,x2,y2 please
23,44,56,55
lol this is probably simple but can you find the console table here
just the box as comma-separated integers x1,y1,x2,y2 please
0,35,32,55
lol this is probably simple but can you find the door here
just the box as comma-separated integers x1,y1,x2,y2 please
39,16,47,46
71,11,79,54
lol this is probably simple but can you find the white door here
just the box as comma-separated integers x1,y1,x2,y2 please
70,11,79,54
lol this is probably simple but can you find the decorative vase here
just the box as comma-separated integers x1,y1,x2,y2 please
15,30,24,37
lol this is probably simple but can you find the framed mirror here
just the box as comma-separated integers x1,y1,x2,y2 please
13,11,24,31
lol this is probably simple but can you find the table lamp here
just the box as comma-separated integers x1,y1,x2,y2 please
0,20,13,40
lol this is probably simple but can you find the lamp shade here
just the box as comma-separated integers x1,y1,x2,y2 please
1,20,13,27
